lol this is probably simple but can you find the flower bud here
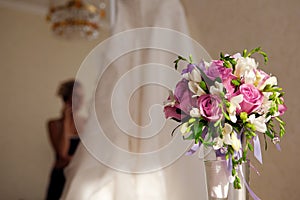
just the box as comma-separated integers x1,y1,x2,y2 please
272,136,280,144
240,112,248,122
246,123,256,131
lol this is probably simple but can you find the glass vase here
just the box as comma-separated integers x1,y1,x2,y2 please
204,159,250,200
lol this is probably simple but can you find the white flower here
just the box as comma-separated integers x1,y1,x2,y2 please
257,92,272,115
244,69,257,84
231,132,242,151
188,81,206,97
182,73,189,80
183,67,202,82
190,108,200,118
227,94,243,123
259,91,281,118
209,81,224,95
234,57,258,78
180,122,190,135
213,137,224,150
258,76,278,90
232,53,242,59
189,68,202,82
163,90,176,107
247,114,267,133
213,123,241,151
223,123,233,145
202,60,211,70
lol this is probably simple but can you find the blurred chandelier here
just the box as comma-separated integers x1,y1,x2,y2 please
47,0,109,40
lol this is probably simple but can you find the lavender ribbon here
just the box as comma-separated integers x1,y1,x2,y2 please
185,127,208,155
276,143,281,151
185,142,201,155
253,135,263,164
239,165,261,200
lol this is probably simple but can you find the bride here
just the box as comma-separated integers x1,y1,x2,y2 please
61,0,209,199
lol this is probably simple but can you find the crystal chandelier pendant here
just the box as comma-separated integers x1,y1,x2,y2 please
47,0,111,40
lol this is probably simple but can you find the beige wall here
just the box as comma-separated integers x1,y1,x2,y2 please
0,0,299,199
183,1,300,199
0,7,108,199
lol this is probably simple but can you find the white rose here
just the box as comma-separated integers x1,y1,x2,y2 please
234,57,258,78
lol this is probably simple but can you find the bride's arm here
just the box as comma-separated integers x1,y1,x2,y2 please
48,106,72,163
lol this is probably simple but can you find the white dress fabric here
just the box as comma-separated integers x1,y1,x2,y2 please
61,0,208,199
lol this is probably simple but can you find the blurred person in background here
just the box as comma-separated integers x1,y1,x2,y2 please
45,79,86,200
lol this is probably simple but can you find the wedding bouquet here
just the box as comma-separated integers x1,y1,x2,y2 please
163,47,287,189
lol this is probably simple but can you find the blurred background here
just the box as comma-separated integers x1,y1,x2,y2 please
0,0,299,199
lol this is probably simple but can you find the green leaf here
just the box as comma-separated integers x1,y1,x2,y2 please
221,105,230,121
276,117,286,137
220,52,225,59
243,49,248,57
214,118,222,127
279,124,285,137
229,58,237,66
263,85,282,94
263,84,272,92
173,56,188,70
228,146,234,155
188,118,196,124
265,128,274,139
220,54,237,69
247,143,254,151
199,81,208,93
214,77,222,83
171,123,183,136
223,60,231,68
247,47,261,57
194,122,204,144
225,153,229,160
232,168,236,176
263,133,268,151
183,131,195,140
275,116,284,124
242,150,247,161
189,54,193,63
246,123,256,132
246,47,268,64
231,79,241,86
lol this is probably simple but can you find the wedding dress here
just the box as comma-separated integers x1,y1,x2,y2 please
61,0,210,199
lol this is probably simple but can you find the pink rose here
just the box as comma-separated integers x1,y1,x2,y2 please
218,65,233,80
236,84,263,114
198,94,223,121
199,60,237,96
222,73,237,97
199,60,223,80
